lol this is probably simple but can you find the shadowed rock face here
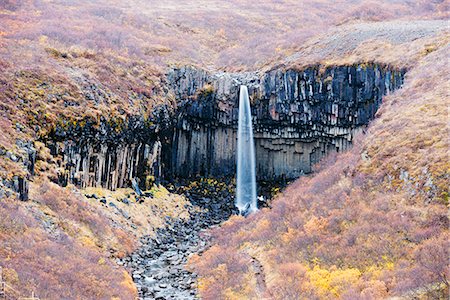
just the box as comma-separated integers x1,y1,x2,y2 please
45,115,170,190
169,64,405,180
42,63,404,191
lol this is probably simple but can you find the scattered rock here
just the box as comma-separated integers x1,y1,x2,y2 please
132,177,143,196
118,208,130,220
120,181,237,300
6,151,19,162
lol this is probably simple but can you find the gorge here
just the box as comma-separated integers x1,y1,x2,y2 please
30,63,405,299
36,63,405,196
0,42,409,300
0,1,447,298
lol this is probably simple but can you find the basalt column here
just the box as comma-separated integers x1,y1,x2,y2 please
169,64,405,181
47,117,165,190
58,140,161,190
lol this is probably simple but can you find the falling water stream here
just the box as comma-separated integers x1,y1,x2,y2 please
123,85,258,299
236,85,257,215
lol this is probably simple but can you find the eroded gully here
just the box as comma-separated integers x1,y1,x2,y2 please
118,183,241,300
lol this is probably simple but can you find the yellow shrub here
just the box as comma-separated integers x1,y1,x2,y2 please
79,235,97,248
306,265,361,298
120,270,138,296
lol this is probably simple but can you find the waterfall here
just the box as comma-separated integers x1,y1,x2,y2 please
236,85,257,215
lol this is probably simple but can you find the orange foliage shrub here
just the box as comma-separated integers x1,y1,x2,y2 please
189,245,254,299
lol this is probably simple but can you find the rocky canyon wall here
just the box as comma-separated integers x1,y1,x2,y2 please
169,64,405,180
42,63,405,191
46,116,167,190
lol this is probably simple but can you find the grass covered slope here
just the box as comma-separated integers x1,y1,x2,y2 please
0,1,448,299
1,0,447,70
190,39,449,299
0,179,191,299
0,180,138,299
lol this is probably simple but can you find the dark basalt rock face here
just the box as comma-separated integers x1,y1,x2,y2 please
0,140,35,201
169,64,405,180
42,63,405,190
45,113,172,190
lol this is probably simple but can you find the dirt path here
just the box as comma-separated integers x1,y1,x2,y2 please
249,255,268,299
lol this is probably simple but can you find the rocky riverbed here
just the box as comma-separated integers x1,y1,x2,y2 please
118,180,239,299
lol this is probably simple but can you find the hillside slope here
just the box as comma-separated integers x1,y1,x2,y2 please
190,29,450,300
0,1,448,299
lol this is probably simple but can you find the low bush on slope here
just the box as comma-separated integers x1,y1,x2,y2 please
190,43,449,300
0,180,137,299
0,1,448,298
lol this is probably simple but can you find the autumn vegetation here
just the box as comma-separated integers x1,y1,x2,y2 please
0,0,449,299
0,180,137,299
190,40,449,299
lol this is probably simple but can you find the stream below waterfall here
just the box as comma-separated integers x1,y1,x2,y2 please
118,184,238,300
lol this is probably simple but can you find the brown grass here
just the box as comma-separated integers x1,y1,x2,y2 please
276,20,449,71
0,1,448,298
0,183,137,299
190,39,450,300
1,0,448,70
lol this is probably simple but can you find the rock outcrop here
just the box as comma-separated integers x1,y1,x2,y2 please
43,63,405,190
46,115,169,190
169,64,405,180
0,140,35,200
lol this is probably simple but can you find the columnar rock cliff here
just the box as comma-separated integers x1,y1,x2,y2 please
56,140,161,189
44,63,404,190
169,64,405,180
46,116,167,190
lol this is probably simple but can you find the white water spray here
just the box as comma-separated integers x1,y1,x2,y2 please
236,85,257,215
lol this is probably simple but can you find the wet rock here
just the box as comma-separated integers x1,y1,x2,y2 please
121,185,236,300
85,193,99,199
